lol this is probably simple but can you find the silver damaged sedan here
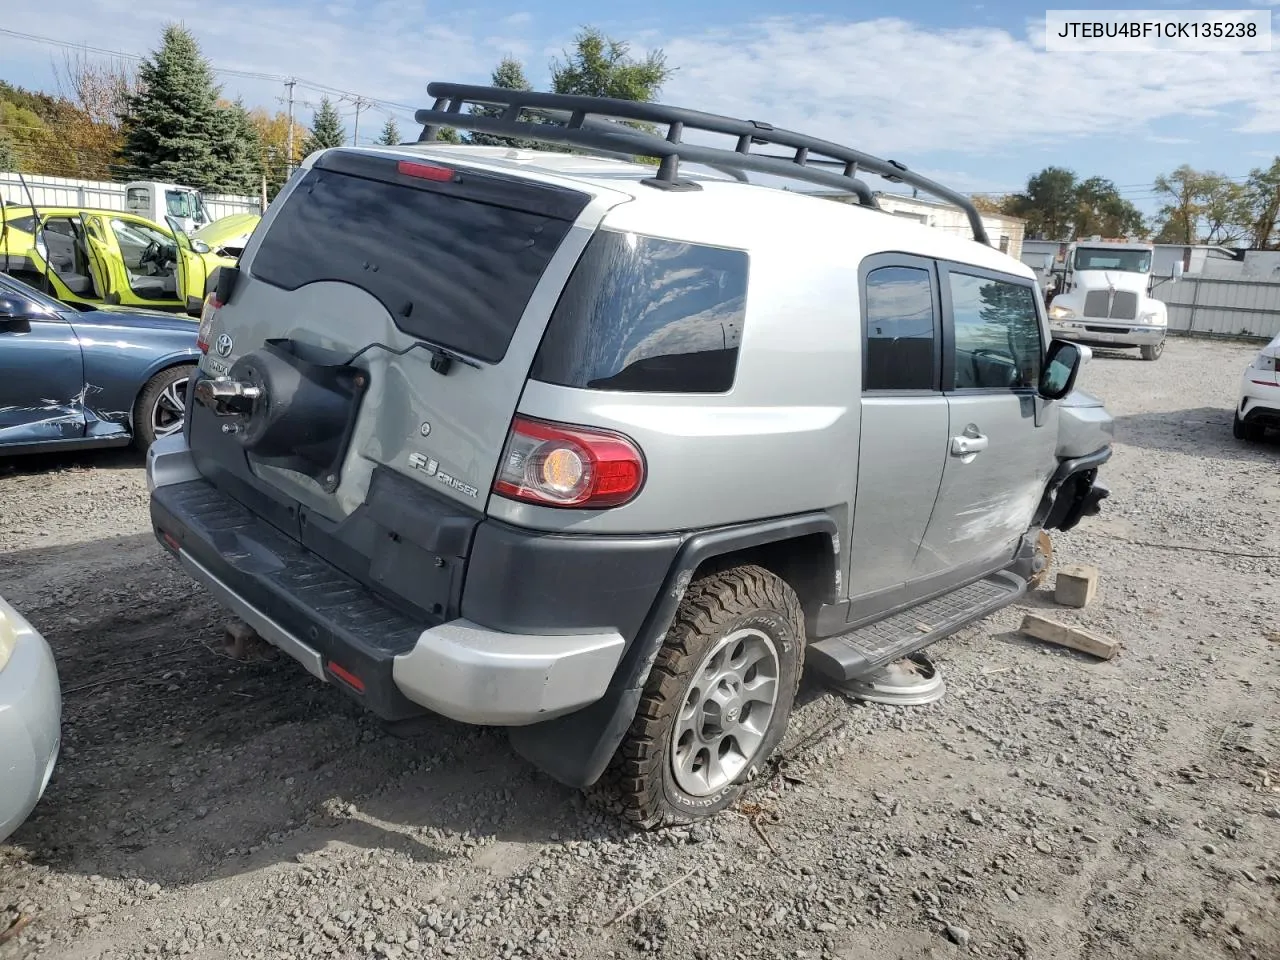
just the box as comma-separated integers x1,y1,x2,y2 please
0,594,61,843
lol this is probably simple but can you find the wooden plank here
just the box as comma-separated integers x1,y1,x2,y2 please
1019,613,1120,661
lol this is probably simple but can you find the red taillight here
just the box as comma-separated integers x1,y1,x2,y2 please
493,416,645,509
397,160,454,182
161,531,181,553
196,293,220,354
327,661,365,693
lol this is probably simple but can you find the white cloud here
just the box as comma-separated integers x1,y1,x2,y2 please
7,3,1278,162
656,17,1280,156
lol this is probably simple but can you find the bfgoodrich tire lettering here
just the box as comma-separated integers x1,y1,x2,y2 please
613,564,805,828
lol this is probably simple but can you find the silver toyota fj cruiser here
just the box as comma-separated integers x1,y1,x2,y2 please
147,84,1113,826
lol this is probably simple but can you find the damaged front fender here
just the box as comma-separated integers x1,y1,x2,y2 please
1034,447,1112,533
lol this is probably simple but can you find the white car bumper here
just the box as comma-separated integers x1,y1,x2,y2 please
0,596,62,843
1238,368,1280,425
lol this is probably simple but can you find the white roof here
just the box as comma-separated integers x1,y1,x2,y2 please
333,143,1035,280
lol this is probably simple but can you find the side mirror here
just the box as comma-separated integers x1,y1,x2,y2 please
1040,339,1085,400
191,239,211,254
0,296,28,320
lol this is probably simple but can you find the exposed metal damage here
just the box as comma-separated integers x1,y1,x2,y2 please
0,383,130,443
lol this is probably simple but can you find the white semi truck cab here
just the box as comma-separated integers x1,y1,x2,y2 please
1047,239,1180,361
125,181,211,235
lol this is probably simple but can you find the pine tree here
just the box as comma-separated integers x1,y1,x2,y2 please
550,28,671,101
377,117,401,145
119,24,226,189
210,98,262,194
304,97,346,154
465,56,537,149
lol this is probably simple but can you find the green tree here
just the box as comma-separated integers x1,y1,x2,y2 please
465,56,538,149
119,24,226,189
210,98,262,195
0,132,16,171
1152,165,1205,244
1073,176,1145,240
377,117,402,145
304,97,346,154
971,193,1014,215
1003,167,1079,240
1242,157,1280,250
550,27,671,101
1198,173,1250,245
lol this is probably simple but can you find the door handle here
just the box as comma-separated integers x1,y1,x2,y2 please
951,430,989,457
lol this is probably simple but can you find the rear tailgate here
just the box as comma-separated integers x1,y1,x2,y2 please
186,149,623,624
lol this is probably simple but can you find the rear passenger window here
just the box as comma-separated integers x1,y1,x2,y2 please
863,266,936,391
530,231,748,393
948,273,1042,390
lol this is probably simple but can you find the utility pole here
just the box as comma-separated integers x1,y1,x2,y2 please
344,95,374,147
284,78,298,173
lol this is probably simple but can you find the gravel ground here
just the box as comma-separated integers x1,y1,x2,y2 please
1,336,1278,960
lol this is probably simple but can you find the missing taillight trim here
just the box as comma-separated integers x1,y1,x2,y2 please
493,415,646,509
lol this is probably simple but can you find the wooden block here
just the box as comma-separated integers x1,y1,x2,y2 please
1019,613,1120,661
1054,564,1099,608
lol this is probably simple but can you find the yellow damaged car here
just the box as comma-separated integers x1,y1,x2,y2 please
0,205,258,315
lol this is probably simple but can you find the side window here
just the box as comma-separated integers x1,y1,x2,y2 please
947,272,1042,390
5,215,37,234
863,265,936,391
166,191,192,218
531,231,748,393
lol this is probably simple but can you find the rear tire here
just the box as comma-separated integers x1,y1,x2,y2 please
133,364,195,451
1233,413,1265,442
1140,340,1164,361
613,564,805,828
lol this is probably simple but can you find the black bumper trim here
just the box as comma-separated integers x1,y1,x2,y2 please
461,520,682,643
151,478,430,720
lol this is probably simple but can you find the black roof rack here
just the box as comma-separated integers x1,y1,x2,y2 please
413,82,990,246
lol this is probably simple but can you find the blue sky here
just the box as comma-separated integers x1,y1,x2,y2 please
3,0,1278,219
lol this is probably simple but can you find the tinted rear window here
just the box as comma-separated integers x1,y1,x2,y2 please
251,168,575,363
531,231,748,393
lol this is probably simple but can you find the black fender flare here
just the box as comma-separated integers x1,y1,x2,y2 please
507,511,841,789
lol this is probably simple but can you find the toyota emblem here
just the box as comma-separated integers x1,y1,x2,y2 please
214,333,234,358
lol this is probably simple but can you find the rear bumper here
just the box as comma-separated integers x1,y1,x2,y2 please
1239,375,1280,424
146,433,649,726
1050,320,1165,347
0,597,62,843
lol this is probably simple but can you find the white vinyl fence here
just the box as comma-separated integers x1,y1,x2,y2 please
0,172,261,221
1162,275,1280,341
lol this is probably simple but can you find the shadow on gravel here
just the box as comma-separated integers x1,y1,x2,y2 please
2,532,618,892
1110,406,1279,461
0,447,144,478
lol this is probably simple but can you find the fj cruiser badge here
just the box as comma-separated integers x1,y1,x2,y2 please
408,452,438,476
408,451,481,499
214,333,234,358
